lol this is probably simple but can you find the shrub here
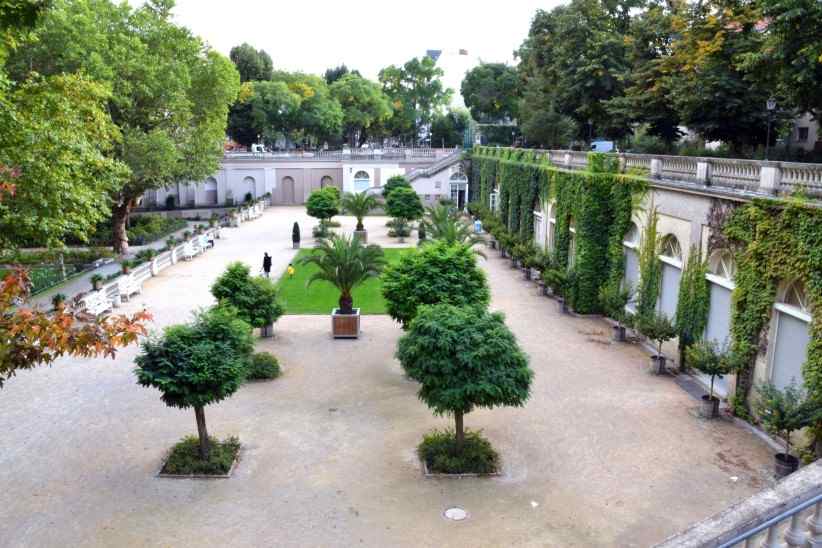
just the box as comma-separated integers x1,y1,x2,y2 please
306,187,340,231
382,175,411,198
161,436,241,475
211,262,284,329
246,352,280,380
51,293,66,309
244,192,253,204
292,222,300,244
382,240,490,328
755,382,822,458
385,186,424,227
418,429,499,474
637,312,676,358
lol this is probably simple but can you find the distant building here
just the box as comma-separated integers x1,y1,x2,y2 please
425,48,477,110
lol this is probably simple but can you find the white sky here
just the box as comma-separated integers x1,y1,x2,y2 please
128,0,563,80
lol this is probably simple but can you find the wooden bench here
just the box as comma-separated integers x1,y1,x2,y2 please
83,290,113,316
117,275,142,302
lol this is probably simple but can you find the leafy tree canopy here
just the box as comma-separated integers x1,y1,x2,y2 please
306,186,340,222
229,42,273,82
382,175,411,198
211,262,284,328
381,240,490,327
385,186,424,222
431,109,471,148
330,73,392,147
461,62,520,123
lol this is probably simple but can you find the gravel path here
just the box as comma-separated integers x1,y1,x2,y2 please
0,206,773,547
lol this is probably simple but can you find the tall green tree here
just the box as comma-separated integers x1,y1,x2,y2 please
379,56,452,144
330,73,392,147
273,71,343,146
229,42,273,82
460,63,520,123
9,0,241,253
430,109,470,148
324,64,360,85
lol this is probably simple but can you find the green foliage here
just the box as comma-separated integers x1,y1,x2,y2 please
161,436,240,475
599,282,632,326
247,352,280,381
385,186,424,222
755,382,822,456
541,268,568,297
340,191,378,231
382,175,411,198
637,311,676,357
229,43,272,83
292,222,300,243
418,429,499,475
397,304,532,444
422,203,484,250
211,262,284,328
636,208,661,318
723,202,822,415
298,234,386,314
329,73,392,146
381,241,490,328
675,248,711,355
135,306,253,410
126,215,187,246
461,62,520,123
686,340,733,399
306,187,340,230
430,108,471,148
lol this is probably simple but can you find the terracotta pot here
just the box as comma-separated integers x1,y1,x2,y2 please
331,308,360,339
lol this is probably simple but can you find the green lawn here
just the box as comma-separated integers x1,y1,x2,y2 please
276,248,412,314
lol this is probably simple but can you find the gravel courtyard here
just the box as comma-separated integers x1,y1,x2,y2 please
0,206,774,547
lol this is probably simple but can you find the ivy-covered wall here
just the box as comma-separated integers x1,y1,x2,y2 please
473,146,646,314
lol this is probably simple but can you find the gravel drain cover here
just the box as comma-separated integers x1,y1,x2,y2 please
443,507,468,521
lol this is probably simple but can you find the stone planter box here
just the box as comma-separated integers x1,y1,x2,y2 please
332,308,360,339
353,230,368,243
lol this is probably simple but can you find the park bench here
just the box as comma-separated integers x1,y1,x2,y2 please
83,290,112,316
181,242,198,260
117,274,142,302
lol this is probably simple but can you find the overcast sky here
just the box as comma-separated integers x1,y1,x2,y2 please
129,0,562,80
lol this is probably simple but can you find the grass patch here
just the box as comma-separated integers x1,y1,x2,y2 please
418,429,499,475
276,247,413,314
246,352,280,381
161,436,240,476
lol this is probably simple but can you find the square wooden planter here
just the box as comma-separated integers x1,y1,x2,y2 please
332,308,360,338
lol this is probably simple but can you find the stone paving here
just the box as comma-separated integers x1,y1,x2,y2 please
0,206,774,547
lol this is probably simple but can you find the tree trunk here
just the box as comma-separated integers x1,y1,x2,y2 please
454,410,464,453
111,199,134,255
339,291,354,315
194,405,210,460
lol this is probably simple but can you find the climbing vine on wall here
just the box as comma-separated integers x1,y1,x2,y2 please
724,200,822,413
636,207,661,319
675,246,711,367
473,147,645,314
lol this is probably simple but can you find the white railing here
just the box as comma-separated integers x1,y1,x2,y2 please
475,147,822,200
224,147,454,162
406,149,464,181
656,460,822,548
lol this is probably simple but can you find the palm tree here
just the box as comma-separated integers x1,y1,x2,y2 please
298,234,386,314
422,203,485,254
341,191,378,232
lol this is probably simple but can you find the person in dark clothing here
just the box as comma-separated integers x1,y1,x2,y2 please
262,252,272,278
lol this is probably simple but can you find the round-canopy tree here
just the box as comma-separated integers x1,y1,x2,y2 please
381,240,490,328
382,175,412,198
135,306,253,460
397,304,533,450
306,187,340,237
211,262,284,334
385,186,423,241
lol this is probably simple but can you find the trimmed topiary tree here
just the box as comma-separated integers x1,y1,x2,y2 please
385,186,423,242
381,240,490,328
397,304,533,466
306,187,340,237
382,175,412,198
135,306,253,461
211,262,284,336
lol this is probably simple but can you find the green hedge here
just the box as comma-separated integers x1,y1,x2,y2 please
127,215,188,246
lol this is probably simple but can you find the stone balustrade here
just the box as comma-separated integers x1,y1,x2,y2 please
483,147,822,200
224,146,458,162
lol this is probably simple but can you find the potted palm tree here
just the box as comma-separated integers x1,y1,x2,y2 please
686,340,733,418
298,234,386,338
637,312,677,374
341,191,378,243
755,382,821,478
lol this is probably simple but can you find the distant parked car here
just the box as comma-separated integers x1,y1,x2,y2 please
590,140,615,152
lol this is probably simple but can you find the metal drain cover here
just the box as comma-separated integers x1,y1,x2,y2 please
443,507,468,521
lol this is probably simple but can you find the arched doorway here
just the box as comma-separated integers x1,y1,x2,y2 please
204,177,218,206
320,175,334,189
353,171,370,192
449,173,468,209
282,176,295,204
243,176,256,202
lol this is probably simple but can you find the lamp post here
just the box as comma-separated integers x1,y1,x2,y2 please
765,97,776,161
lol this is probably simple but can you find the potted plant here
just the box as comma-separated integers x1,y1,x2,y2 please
755,382,821,478
121,260,132,275
519,244,538,280
599,283,633,342
306,187,340,239
542,268,568,313
165,236,177,250
298,234,386,338
385,186,423,244
51,293,67,310
90,273,104,291
341,191,378,243
686,340,733,418
637,312,677,374
183,230,192,241
291,222,301,249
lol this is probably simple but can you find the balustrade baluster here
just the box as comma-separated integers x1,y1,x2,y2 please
809,502,822,548
761,525,781,548
784,513,807,546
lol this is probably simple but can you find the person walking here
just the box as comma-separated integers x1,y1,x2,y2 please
262,252,272,278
